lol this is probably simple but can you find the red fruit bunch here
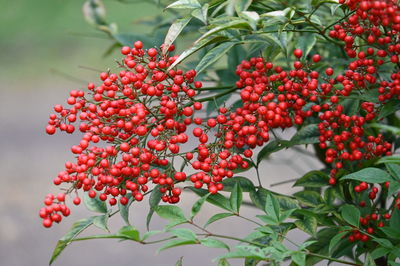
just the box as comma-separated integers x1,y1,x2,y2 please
41,41,204,227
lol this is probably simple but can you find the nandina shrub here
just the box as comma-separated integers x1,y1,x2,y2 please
42,0,400,265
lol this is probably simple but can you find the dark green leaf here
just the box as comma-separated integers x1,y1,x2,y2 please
296,33,316,58
166,0,201,9
93,215,109,232
256,140,290,165
377,155,400,165
294,170,329,188
341,167,393,183
235,0,252,13
294,191,323,207
191,193,210,219
390,209,400,229
196,42,237,74
156,205,187,223
371,247,391,260
295,216,317,236
169,35,229,70
291,252,306,266
329,231,348,255
222,176,255,192
195,19,250,45
386,163,400,180
175,257,184,266
217,258,231,266
169,228,197,241
119,193,133,225
379,99,400,119
158,239,197,252
162,16,192,54
200,238,230,250
204,213,234,227
230,182,243,213
188,187,233,211
141,230,162,241
264,193,280,222
290,124,319,145
147,186,162,229
341,204,360,227
49,217,95,265
118,225,140,241
191,4,208,24
83,193,107,213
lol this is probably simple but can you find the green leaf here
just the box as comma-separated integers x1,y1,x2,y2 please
166,0,201,9
191,4,208,24
156,205,188,223
222,176,255,192
388,181,400,196
158,239,197,252
83,192,107,213
371,247,391,259
206,93,231,115
376,155,400,165
250,187,299,211
117,225,140,241
328,231,348,255
230,182,243,213
235,0,252,13
290,124,319,145
295,216,317,236
341,167,393,183
119,193,133,225
378,99,400,119
217,258,231,266
296,33,316,58
291,252,306,266
188,187,233,211
194,19,250,45
169,228,197,241
380,226,400,239
196,42,237,74
175,257,184,266
205,213,234,227
168,35,229,70
92,215,109,232
147,186,163,229
390,209,400,229
264,193,280,222
141,230,162,241
294,191,323,207
365,253,377,266
370,123,400,135
256,140,290,165
341,204,360,227
201,238,230,250
386,163,400,180
162,16,192,54
294,170,329,187
372,238,393,248
49,217,95,265
191,193,210,219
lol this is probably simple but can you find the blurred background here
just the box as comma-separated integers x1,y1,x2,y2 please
0,0,323,265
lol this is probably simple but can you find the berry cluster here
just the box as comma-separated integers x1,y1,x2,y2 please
41,0,399,241
42,42,206,227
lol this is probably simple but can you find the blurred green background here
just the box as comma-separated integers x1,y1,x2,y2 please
0,0,160,81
